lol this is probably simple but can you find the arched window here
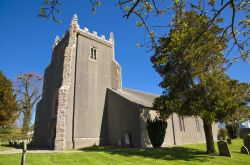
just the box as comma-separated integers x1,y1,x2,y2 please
90,46,97,60
179,116,185,131
195,117,201,131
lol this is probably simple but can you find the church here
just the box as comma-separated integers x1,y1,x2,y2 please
33,15,218,150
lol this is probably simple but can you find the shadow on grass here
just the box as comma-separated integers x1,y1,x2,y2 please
79,146,215,162
0,143,52,151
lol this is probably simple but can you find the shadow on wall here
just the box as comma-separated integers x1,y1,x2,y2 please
99,91,108,145
78,146,214,162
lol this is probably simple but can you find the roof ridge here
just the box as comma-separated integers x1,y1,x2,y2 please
122,88,159,97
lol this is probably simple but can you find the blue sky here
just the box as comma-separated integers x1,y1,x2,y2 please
1,0,249,98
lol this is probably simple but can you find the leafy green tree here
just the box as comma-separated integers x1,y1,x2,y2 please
15,73,42,135
0,71,18,131
151,11,250,153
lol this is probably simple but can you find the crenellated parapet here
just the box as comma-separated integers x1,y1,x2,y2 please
77,27,113,45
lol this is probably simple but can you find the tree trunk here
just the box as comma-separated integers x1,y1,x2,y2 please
22,109,32,136
203,121,216,154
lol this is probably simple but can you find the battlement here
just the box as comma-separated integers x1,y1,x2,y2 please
53,14,114,50
78,27,112,44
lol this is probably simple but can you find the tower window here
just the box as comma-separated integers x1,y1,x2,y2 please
195,117,201,131
179,116,185,132
90,46,97,60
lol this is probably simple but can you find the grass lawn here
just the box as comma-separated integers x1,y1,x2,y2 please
0,144,15,151
0,139,249,165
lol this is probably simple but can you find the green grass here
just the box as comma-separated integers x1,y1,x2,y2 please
0,139,249,165
0,144,15,151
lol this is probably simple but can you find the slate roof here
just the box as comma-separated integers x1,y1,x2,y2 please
109,88,158,108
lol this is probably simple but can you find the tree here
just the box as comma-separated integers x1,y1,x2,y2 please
147,117,168,148
0,71,18,131
151,11,250,153
222,80,250,123
225,122,240,139
15,73,42,135
225,81,250,139
38,0,249,60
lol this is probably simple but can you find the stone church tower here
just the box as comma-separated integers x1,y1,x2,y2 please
33,15,217,150
33,15,121,150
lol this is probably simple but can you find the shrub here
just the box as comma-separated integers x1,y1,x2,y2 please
217,128,228,140
147,117,167,148
0,133,28,143
225,123,240,139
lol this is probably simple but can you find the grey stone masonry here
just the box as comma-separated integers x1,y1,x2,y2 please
111,60,122,90
33,14,217,150
54,14,79,150
217,140,232,157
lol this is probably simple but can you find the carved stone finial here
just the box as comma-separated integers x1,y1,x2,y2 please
53,35,60,49
68,14,79,46
72,14,78,24
109,32,115,56
70,14,79,34
109,32,114,43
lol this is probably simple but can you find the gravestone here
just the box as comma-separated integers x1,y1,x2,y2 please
118,139,122,147
227,138,232,144
124,133,131,146
243,134,250,151
217,140,232,157
241,146,249,155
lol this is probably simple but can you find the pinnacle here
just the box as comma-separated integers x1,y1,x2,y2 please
109,32,114,42
71,14,78,25
73,14,78,20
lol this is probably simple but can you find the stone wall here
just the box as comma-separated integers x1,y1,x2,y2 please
106,88,218,147
54,15,79,150
106,89,142,147
141,112,218,147
111,60,122,90
72,26,118,148
33,33,69,148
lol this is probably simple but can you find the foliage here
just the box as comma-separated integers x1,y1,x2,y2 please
146,117,167,148
15,73,42,135
0,134,28,143
38,0,249,60
151,10,250,153
0,126,12,134
226,123,240,139
0,71,18,129
217,128,228,140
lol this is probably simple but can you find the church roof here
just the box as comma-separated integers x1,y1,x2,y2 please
109,88,158,108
